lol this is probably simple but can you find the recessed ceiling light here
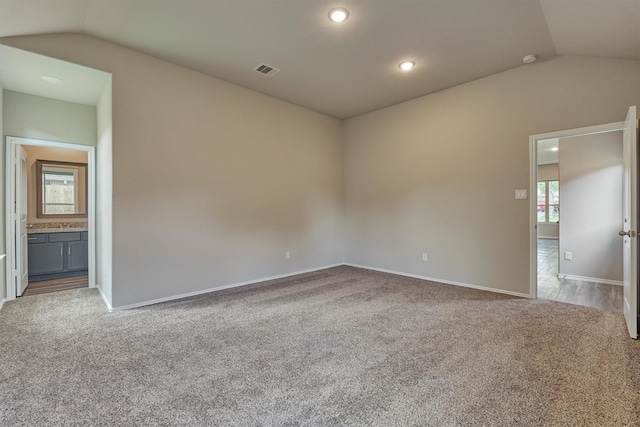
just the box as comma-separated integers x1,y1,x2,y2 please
522,54,537,64
328,8,349,23
41,75,62,84
399,61,415,71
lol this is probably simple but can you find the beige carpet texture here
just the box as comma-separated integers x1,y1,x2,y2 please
1,266,639,426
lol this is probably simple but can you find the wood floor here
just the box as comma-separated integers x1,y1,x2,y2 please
537,239,622,312
22,276,88,296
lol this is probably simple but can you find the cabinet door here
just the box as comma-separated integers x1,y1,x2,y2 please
28,242,64,275
67,241,88,271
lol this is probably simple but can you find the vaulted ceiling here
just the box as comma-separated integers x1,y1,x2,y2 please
0,0,639,118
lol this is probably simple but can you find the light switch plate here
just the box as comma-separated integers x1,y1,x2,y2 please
515,189,527,200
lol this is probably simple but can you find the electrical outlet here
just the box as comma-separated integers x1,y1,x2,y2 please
422,253,428,261
564,251,572,261
285,251,290,259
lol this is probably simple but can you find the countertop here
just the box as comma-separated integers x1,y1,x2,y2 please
28,228,88,234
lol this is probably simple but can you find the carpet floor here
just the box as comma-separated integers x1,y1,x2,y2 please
1,266,639,426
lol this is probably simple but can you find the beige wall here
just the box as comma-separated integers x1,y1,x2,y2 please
3,90,96,145
538,163,559,181
558,131,623,283
537,224,559,240
22,145,88,225
2,34,639,306
2,89,96,303
1,34,344,309
343,56,640,295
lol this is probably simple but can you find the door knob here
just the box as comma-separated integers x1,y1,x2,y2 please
619,230,637,237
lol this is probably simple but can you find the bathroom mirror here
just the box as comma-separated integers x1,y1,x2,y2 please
36,160,88,218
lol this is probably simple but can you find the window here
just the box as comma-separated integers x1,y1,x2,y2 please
537,180,559,223
42,167,77,215
36,160,87,218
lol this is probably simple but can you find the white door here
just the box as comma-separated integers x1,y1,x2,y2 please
14,146,28,296
621,106,638,339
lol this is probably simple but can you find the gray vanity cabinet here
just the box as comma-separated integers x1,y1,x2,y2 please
28,232,88,281
68,241,89,271
28,242,65,275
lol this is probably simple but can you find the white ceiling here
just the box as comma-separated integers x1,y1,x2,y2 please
537,138,559,165
0,44,110,105
0,0,639,118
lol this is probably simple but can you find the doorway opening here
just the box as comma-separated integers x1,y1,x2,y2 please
5,136,96,300
534,128,624,312
530,106,639,340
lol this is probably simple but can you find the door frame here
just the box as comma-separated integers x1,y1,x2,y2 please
5,136,96,300
15,145,28,296
529,121,624,299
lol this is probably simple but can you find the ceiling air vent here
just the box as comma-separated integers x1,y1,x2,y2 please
254,63,280,77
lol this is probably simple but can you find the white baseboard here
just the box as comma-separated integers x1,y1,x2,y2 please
344,263,530,298
96,284,114,311
559,274,623,286
3,263,531,313
0,298,6,311
537,236,558,240
108,263,344,312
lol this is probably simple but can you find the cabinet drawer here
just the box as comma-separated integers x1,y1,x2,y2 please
49,232,81,242
27,234,47,244
82,231,88,241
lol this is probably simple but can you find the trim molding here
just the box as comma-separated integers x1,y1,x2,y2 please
344,263,530,298
0,254,5,310
529,121,626,299
5,136,97,303
5,262,532,313
560,274,623,287
107,263,343,312
96,284,113,311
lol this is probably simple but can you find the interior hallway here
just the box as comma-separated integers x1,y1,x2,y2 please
537,239,622,312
